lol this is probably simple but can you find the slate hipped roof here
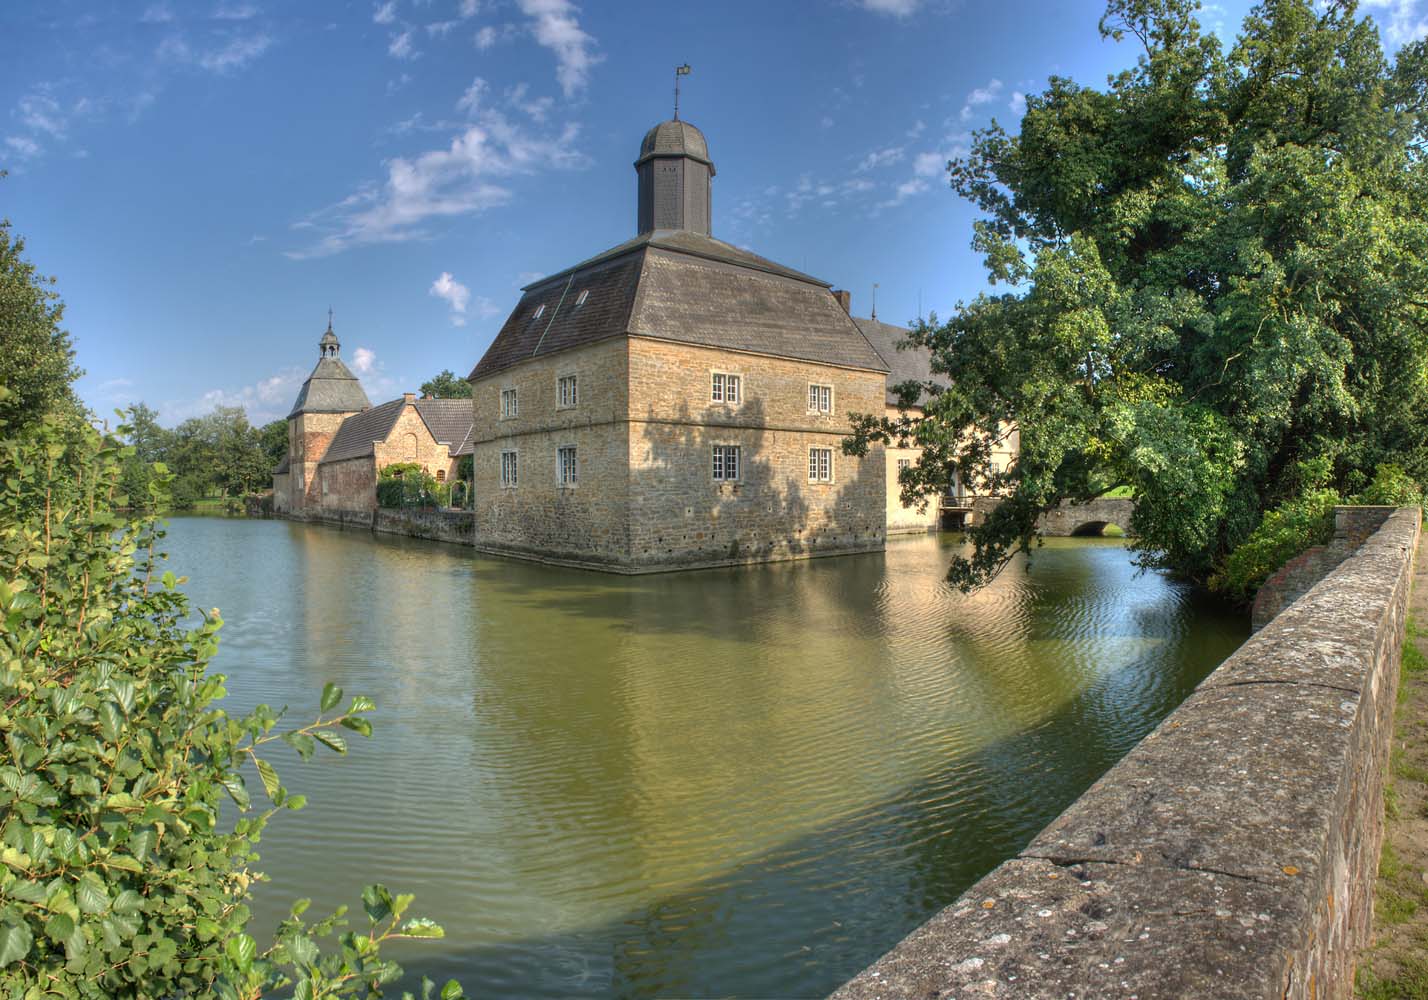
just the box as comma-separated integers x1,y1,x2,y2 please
853,316,948,407
288,355,372,418
468,230,889,382
318,396,473,465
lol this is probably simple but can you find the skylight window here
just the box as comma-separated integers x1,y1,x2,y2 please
532,303,546,321
574,289,589,307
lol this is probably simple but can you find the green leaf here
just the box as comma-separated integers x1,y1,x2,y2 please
44,912,75,943
0,921,33,967
401,918,445,939
221,774,250,810
349,695,376,713
226,932,256,972
362,884,393,923
282,731,317,760
286,932,319,969
313,730,347,755
440,979,465,1000
254,757,281,802
339,716,373,737
320,683,342,713
111,890,143,914
76,872,109,914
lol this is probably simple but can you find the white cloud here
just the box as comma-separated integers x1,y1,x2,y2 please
505,82,553,121
1363,0,1428,46
214,3,260,19
460,0,480,16
373,1,397,24
474,25,498,48
158,31,272,73
427,20,459,37
386,73,413,95
350,347,378,374
1010,91,1026,115
457,76,488,114
5,136,40,157
160,367,306,425
430,271,471,325
856,145,904,171
516,0,601,97
288,107,586,258
19,94,66,137
856,0,921,16
820,115,834,129
879,177,929,209
906,119,926,138
960,78,1003,121
388,29,417,59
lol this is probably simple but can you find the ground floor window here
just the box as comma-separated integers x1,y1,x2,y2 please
712,444,740,481
809,447,833,483
558,446,577,486
501,450,518,487
435,469,446,482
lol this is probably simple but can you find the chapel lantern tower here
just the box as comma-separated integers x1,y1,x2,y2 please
634,119,715,236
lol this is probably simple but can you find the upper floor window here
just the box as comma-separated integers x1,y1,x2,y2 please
558,446,578,486
501,450,518,487
809,447,833,483
558,374,578,409
501,388,518,418
712,444,741,482
711,372,741,405
808,384,833,414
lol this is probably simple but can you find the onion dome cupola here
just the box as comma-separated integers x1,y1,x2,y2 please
634,119,715,236
287,316,372,418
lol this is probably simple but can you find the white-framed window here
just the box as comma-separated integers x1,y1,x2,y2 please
712,444,741,482
500,450,518,487
896,458,911,474
574,289,589,307
501,387,518,418
809,447,833,483
557,446,578,486
711,371,741,405
531,303,546,321
557,374,578,409
808,383,833,414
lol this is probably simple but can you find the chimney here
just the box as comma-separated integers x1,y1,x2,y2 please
831,289,851,314
403,392,416,404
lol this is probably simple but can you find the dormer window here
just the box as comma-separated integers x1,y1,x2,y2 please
574,289,589,307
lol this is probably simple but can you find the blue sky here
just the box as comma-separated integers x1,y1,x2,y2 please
5,0,1426,427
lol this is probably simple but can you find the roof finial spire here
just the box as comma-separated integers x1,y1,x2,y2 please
871,282,879,321
327,306,334,331
674,63,691,120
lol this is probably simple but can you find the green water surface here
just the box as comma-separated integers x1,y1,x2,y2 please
161,518,1245,999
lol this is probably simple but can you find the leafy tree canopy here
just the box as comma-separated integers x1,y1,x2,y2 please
418,370,471,399
851,0,1428,591
0,211,80,430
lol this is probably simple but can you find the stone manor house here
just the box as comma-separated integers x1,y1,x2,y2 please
272,114,1017,570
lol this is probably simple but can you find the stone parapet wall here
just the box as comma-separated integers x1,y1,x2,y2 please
1252,506,1399,631
374,508,474,545
833,507,1420,1000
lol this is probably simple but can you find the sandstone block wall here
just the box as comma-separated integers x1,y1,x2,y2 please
471,338,632,566
1252,506,1398,631
374,508,474,545
833,507,1420,1000
624,338,886,570
318,456,376,511
373,404,461,482
292,411,349,507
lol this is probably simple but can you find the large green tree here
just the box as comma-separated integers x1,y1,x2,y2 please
851,0,1428,590
0,213,80,430
418,370,471,399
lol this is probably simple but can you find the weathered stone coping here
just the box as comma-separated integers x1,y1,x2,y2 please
832,507,1420,1000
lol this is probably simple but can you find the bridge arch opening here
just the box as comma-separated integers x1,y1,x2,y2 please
1070,521,1125,537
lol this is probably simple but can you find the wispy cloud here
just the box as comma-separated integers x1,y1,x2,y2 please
855,0,922,16
959,78,1003,121
430,272,471,325
288,100,586,258
460,0,480,16
856,145,904,172
141,4,175,23
388,29,417,59
1010,91,1026,115
516,0,601,97
161,367,306,425
426,19,459,37
474,25,501,49
158,31,273,73
373,1,397,25
1362,0,1428,46
4,135,41,158
214,3,260,20
350,347,378,374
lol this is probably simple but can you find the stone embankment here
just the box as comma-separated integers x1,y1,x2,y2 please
279,507,474,546
833,507,1420,1000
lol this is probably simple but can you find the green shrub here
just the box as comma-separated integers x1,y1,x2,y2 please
1354,463,1426,510
1211,487,1339,602
376,464,449,509
0,412,461,998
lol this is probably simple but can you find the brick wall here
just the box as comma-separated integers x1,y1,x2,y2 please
291,411,350,508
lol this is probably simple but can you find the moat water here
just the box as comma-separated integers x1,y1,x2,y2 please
162,517,1246,999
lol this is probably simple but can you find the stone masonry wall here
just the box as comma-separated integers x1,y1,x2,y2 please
1252,506,1398,631
292,411,349,508
833,507,1420,1000
317,456,375,511
471,338,632,567
372,402,461,482
624,338,886,570
373,508,473,545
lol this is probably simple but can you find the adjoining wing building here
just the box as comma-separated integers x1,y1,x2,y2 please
464,117,899,572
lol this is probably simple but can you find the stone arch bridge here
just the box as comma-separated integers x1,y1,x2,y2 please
961,496,1136,537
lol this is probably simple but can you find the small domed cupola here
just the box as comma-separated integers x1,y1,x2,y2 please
319,318,340,359
634,119,715,236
